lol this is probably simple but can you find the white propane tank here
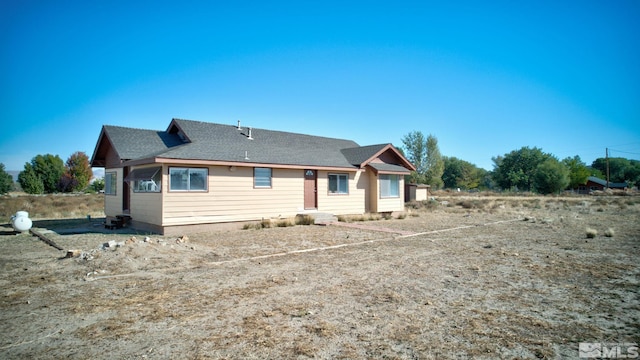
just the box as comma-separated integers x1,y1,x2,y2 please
11,211,32,232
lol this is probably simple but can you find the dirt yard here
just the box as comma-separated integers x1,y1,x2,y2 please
1,195,638,359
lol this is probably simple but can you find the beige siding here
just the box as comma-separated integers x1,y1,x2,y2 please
128,165,163,225
317,170,366,215
104,168,123,217
162,166,304,225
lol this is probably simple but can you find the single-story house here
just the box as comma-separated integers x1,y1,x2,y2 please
576,176,628,194
90,118,416,234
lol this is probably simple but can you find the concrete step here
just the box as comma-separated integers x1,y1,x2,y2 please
308,212,338,225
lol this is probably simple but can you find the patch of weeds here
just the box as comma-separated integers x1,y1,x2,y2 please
242,219,273,230
381,212,393,220
604,228,615,237
409,212,420,217
597,207,604,212
295,214,314,225
396,213,406,219
586,227,598,238
336,215,347,222
260,219,272,228
276,219,293,227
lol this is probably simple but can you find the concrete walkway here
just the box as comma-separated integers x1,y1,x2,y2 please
322,221,417,236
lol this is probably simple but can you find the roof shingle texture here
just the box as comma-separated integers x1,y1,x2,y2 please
107,119,366,168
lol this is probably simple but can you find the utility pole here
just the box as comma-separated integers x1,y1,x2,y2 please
606,148,610,189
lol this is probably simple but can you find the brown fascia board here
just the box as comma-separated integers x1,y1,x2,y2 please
359,144,416,172
121,157,361,172
90,126,122,167
89,127,107,166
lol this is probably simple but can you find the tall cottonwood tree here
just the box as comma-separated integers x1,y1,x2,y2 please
401,131,444,188
424,134,444,189
401,131,428,184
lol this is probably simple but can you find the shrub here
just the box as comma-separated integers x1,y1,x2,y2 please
276,220,293,227
336,215,347,222
295,214,314,225
260,219,272,228
396,213,406,219
586,228,598,238
604,228,615,237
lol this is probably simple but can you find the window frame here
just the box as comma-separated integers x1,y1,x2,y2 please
132,169,162,193
379,174,400,198
105,172,117,195
328,173,349,195
169,167,209,192
254,167,272,188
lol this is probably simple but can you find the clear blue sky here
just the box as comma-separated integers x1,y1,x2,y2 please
1,0,639,173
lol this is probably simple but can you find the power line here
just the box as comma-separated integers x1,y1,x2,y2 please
609,148,640,157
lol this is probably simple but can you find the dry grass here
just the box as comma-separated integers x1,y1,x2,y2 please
0,193,639,359
0,193,105,222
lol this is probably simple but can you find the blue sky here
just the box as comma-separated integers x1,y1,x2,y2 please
1,0,639,174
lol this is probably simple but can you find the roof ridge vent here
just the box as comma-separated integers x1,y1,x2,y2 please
247,127,253,140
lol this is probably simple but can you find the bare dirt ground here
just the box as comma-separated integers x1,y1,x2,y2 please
1,195,638,359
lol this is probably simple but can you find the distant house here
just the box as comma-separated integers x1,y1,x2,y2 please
90,118,415,234
576,176,628,194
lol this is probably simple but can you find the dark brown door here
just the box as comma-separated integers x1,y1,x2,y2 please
304,169,317,209
122,167,130,213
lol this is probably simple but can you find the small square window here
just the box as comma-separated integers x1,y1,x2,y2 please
328,174,348,194
254,168,272,188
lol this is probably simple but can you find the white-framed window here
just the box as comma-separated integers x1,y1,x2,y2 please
105,172,117,195
380,174,399,198
328,173,349,194
169,167,208,191
131,168,162,193
254,167,272,188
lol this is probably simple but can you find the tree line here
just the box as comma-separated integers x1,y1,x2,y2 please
1,136,638,196
0,152,104,195
401,130,639,194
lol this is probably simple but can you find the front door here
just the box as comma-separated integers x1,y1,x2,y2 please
304,169,317,209
122,166,130,213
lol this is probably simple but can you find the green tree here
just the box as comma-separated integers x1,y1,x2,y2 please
591,157,630,183
18,154,65,194
562,155,591,189
90,177,105,193
443,157,484,189
0,163,14,194
64,151,92,192
532,158,570,194
424,134,444,189
18,163,45,194
492,147,550,191
401,131,428,184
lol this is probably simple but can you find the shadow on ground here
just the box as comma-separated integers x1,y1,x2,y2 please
29,218,143,235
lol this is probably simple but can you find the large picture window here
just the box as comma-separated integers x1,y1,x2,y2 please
169,167,208,191
105,172,117,195
328,173,349,194
380,174,399,198
254,168,272,188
